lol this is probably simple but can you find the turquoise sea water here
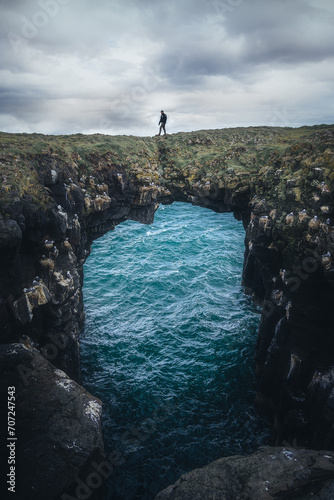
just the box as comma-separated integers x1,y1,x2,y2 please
81,202,270,500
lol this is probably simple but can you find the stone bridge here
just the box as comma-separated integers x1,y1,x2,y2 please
1,125,334,498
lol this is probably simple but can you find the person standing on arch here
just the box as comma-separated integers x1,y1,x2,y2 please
158,110,167,136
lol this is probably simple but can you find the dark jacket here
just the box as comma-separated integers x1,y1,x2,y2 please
159,113,167,124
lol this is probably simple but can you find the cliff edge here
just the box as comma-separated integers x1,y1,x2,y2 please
1,125,334,498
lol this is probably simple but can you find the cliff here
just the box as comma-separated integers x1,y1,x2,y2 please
1,125,334,498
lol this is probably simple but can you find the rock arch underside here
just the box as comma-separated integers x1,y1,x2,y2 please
1,125,334,499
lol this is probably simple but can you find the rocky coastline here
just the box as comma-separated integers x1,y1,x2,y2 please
1,125,334,498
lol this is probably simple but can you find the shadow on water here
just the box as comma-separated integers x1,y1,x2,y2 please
80,202,271,500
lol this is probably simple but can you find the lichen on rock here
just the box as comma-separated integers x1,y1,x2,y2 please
1,125,334,496
0,343,105,500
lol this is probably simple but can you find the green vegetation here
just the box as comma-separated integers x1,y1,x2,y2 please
0,124,334,214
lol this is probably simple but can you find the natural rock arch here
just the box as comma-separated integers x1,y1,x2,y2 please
1,125,334,497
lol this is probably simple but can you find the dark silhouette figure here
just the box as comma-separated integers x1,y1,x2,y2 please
158,110,167,135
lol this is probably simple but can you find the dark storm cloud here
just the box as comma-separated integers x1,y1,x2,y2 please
0,0,333,135
154,0,334,83
223,0,334,65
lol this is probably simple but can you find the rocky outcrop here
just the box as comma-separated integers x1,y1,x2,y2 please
1,125,334,495
0,343,105,500
242,138,334,449
0,131,258,382
154,446,334,500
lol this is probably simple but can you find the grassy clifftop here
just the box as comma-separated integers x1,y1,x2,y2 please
0,124,334,214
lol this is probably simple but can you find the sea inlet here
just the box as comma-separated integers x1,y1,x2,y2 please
81,202,271,500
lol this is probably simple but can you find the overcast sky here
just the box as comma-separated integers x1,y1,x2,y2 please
0,0,333,136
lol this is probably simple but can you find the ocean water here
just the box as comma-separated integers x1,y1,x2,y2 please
81,202,270,500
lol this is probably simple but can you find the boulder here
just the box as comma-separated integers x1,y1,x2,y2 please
154,447,334,500
0,343,105,500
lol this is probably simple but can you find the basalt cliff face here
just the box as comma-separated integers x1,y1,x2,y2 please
1,125,334,498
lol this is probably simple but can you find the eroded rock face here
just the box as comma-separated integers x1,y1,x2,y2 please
0,343,105,500
242,154,334,449
154,447,334,500
1,127,334,494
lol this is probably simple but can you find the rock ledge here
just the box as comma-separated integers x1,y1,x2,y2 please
154,446,334,500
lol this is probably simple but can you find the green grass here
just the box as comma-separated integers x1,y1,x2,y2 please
0,124,334,213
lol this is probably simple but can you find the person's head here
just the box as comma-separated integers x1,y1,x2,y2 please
161,110,164,113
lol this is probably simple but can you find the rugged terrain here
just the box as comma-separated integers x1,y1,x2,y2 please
1,125,334,498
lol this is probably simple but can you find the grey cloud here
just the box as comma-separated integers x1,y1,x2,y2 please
221,0,334,63
0,0,333,135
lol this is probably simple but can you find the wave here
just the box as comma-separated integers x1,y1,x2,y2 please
81,202,270,500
